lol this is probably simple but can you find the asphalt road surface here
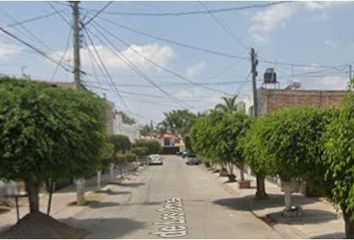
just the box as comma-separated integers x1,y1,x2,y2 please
63,155,280,239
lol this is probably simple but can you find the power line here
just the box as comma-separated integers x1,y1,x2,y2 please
85,25,193,109
91,21,232,96
47,2,71,27
50,28,72,81
82,28,134,116
83,1,113,26
0,26,72,73
85,1,290,17
93,16,249,60
2,10,64,29
199,1,249,51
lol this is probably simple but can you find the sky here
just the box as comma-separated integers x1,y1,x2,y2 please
0,1,353,124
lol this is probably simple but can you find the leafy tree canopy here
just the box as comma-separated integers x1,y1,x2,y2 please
0,77,107,184
110,134,131,153
135,139,161,155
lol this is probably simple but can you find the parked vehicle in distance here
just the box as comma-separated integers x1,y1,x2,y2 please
148,154,163,165
181,151,189,158
186,154,201,165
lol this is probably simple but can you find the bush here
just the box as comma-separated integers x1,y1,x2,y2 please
135,139,161,154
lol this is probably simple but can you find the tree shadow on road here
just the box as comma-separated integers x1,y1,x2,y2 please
86,201,120,209
311,232,345,239
268,209,339,224
94,189,131,196
108,182,145,188
213,194,316,212
61,217,147,239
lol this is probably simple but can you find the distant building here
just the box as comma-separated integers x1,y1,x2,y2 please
113,111,140,143
256,88,346,115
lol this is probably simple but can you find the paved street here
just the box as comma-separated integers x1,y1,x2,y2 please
62,155,280,238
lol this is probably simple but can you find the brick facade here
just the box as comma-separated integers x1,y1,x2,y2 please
257,88,347,115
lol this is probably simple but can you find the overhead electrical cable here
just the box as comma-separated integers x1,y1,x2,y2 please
83,1,113,26
3,10,64,29
47,2,71,26
91,21,232,96
82,28,134,116
93,16,249,60
0,27,72,73
85,1,290,17
199,1,249,51
85,26,193,109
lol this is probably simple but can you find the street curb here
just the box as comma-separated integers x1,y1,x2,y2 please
200,165,308,239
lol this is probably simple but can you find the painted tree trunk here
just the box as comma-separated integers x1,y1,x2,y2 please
26,182,40,213
342,207,354,238
283,181,292,211
255,174,268,199
96,170,102,190
75,178,86,205
109,163,114,182
239,164,245,181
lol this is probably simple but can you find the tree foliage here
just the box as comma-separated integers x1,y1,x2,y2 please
0,77,107,212
191,110,252,168
242,107,326,182
134,139,161,155
110,134,131,154
214,95,239,112
157,109,196,139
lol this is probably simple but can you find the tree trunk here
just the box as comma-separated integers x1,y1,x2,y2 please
255,174,268,200
228,163,233,176
109,163,114,182
283,181,292,211
342,207,354,238
239,164,245,181
26,182,40,213
75,178,86,205
96,170,102,190
47,180,55,215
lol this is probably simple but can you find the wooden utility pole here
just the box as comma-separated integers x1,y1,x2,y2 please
71,1,86,205
72,1,81,90
251,48,258,118
251,48,267,200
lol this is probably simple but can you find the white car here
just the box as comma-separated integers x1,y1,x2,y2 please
148,154,163,165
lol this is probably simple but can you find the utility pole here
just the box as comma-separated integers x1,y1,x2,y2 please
71,1,81,90
251,48,258,118
250,47,267,200
71,1,85,205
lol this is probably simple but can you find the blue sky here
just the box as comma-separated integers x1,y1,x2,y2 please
0,1,353,124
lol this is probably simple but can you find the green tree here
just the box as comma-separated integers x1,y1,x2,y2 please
135,139,161,155
110,134,131,154
0,77,107,213
190,110,252,182
158,109,196,139
215,95,238,112
132,147,148,163
323,94,354,238
242,107,327,210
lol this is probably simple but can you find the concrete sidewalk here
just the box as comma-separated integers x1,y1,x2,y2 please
0,165,144,234
203,165,345,239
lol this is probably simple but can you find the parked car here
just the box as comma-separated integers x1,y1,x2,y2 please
181,151,189,158
186,154,201,165
148,154,163,165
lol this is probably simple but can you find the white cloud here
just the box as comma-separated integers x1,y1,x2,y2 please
249,4,295,43
0,42,22,59
317,76,348,90
185,61,206,79
302,1,339,10
323,40,337,48
54,43,176,73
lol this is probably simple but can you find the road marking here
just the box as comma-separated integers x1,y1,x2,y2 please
150,197,189,238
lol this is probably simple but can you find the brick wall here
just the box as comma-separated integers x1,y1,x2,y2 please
257,88,347,115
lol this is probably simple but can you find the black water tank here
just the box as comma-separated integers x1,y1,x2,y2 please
264,68,277,84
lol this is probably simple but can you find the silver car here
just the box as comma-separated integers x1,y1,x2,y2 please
186,154,201,165
148,154,163,165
